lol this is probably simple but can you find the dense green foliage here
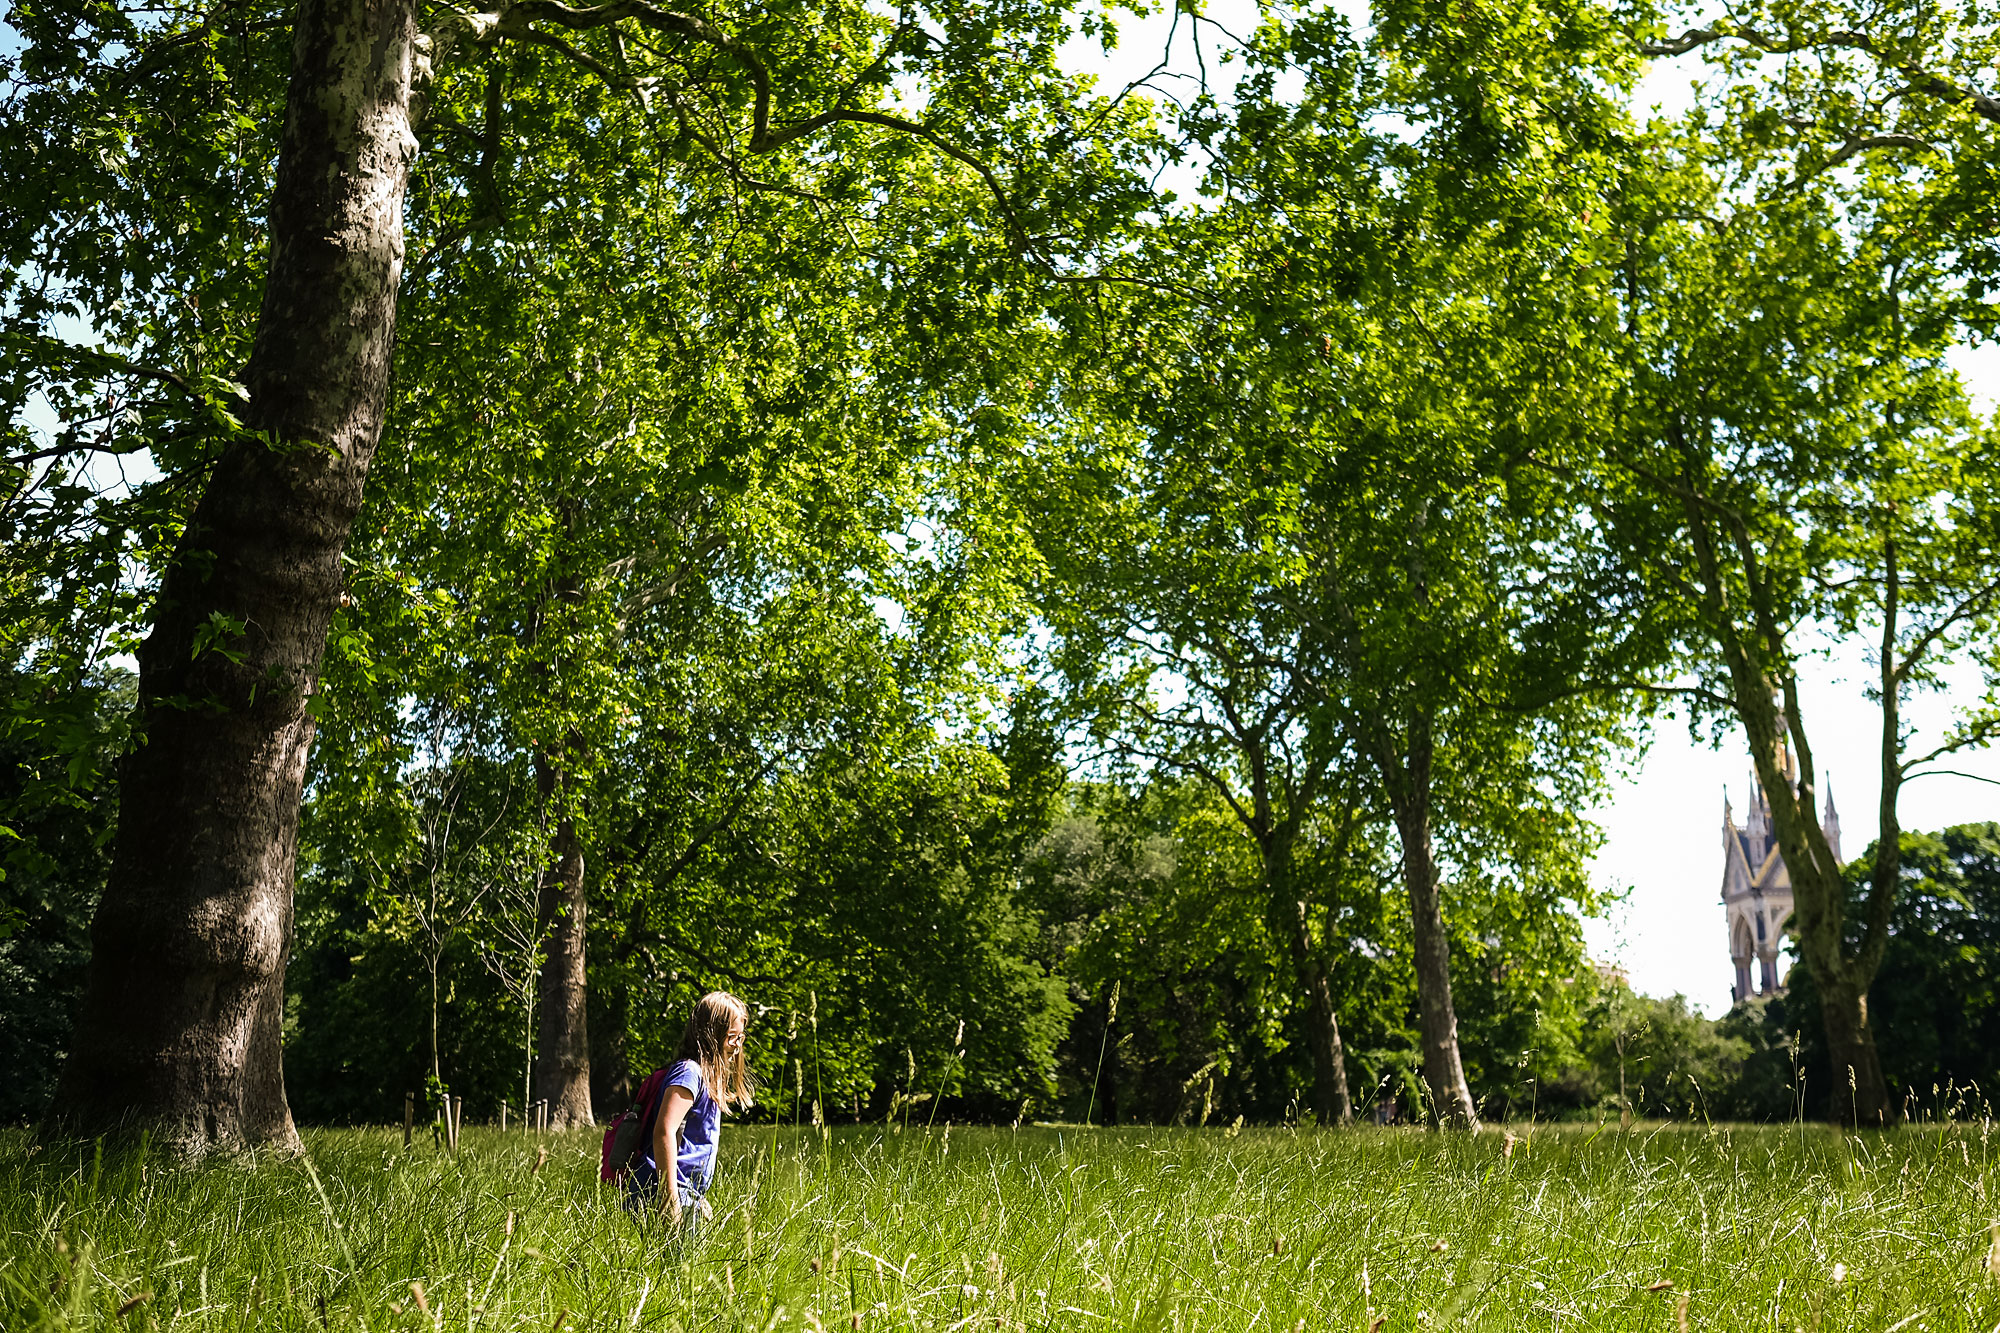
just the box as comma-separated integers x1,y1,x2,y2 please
6,0,2000,1135
0,671,126,1123
5,1123,1999,1330
1770,825,2000,1119
1514,824,2000,1126
1853,825,2000,1104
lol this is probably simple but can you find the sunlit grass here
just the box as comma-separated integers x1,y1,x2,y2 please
2,1120,1996,1330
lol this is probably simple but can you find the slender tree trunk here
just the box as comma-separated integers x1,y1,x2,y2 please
430,954,443,1089
1296,948,1354,1127
521,982,535,1121
1271,858,1352,1125
1383,722,1479,1129
1396,809,1479,1128
46,0,419,1154
531,754,593,1128
1787,820,1892,1125
1678,496,1895,1125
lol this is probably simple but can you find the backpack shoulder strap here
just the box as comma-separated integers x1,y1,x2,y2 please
637,1067,673,1138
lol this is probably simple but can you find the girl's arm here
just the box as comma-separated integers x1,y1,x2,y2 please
653,1086,695,1223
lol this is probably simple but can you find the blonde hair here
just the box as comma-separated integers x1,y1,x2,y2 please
674,991,755,1112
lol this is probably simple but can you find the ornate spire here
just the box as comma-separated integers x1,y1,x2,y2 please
1821,777,1842,863
1745,768,1767,841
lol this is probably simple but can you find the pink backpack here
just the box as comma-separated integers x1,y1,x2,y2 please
599,1067,672,1182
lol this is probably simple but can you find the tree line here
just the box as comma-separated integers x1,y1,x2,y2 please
3,0,1999,1149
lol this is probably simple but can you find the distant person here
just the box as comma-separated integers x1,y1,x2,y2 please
624,991,755,1227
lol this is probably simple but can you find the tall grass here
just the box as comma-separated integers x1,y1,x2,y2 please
2,1120,1996,1330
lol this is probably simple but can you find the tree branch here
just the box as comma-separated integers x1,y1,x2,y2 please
1903,768,2000,787
441,0,1037,246
1887,572,2000,689
3,333,200,398
1635,23,2000,126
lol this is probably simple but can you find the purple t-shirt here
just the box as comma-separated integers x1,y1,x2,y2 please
664,1058,721,1194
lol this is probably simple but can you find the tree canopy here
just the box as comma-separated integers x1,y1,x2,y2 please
5,0,2000,1140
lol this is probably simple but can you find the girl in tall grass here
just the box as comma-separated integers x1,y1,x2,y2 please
628,991,755,1226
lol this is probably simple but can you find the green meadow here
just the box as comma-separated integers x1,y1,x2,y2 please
3,1123,1996,1332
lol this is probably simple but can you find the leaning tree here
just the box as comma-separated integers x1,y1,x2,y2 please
1587,61,2000,1122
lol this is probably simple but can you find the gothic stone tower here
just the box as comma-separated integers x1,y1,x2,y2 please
1720,742,1841,1002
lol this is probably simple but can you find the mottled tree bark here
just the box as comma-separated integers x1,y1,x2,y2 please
532,754,593,1128
47,0,419,1155
1382,717,1480,1129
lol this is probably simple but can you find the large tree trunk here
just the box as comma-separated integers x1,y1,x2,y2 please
46,0,419,1155
1384,724,1479,1129
532,755,593,1128
1274,871,1352,1126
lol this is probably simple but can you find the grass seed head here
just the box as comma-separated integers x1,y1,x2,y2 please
1832,1263,1846,1284
1674,1293,1690,1332
410,1281,430,1314
115,1292,151,1318
1430,1240,1448,1253
1645,1279,1674,1292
